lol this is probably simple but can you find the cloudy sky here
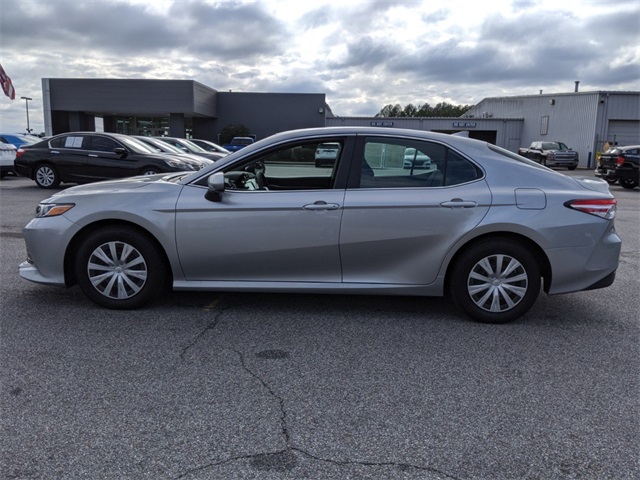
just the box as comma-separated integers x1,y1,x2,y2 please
1,0,638,134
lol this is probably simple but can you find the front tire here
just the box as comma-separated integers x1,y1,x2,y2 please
74,227,166,309
34,164,61,188
449,239,541,323
619,178,638,189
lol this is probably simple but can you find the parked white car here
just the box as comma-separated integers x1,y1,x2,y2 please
0,143,17,178
403,147,432,169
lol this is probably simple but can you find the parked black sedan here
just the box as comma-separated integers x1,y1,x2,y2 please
14,132,203,188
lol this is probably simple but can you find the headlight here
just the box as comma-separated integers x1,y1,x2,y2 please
35,203,75,218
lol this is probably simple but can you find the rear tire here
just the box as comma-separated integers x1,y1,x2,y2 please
449,239,541,323
74,227,166,309
619,178,638,189
34,164,61,188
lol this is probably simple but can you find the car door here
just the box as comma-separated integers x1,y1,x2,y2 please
45,134,92,181
340,136,492,285
174,137,353,283
79,135,140,181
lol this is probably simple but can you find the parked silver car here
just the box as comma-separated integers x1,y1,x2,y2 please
19,127,621,323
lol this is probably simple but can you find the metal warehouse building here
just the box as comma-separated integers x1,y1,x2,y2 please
329,91,640,169
43,78,639,168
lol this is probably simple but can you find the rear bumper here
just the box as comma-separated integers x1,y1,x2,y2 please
596,165,639,181
545,225,621,294
13,163,32,178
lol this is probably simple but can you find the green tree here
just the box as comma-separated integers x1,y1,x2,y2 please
219,124,251,144
402,103,418,117
376,104,403,117
376,101,473,118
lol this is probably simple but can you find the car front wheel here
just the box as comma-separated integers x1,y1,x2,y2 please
449,239,541,323
74,227,166,309
34,164,61,188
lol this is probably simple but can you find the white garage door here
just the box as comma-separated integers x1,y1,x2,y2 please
608,120,640,146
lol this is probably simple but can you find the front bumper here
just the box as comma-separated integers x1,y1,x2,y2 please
19,215,79,287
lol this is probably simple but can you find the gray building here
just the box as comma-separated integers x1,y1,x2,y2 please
464,91,640,168
42,78,328,142
43,78,638,168
329,90,639,169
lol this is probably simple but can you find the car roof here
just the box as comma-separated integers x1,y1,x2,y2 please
262,126,490,152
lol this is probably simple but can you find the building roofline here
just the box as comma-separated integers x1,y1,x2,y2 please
479,90,639,101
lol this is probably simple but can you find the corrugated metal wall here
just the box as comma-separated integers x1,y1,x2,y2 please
325,116,523,151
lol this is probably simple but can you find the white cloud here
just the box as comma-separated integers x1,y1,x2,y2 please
0,0,638,133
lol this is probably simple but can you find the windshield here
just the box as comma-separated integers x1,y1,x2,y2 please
179,139,208,153
141,137,185,154
119,136,158,154
542,142,569,150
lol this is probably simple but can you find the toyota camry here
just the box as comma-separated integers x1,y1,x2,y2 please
19,127,621,323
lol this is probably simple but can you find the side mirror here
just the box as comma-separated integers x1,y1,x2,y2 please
114,147,127,157
205,172,225,202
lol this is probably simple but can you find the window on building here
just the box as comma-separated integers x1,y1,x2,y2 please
541,116,549,135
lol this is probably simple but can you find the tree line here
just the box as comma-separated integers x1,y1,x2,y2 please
376,101,473,118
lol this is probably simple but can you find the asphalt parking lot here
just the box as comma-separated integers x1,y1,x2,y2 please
1,172,638,479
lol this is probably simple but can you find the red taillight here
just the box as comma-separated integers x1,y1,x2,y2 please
16,148,26,158
616,155,625,166
565,198,617,219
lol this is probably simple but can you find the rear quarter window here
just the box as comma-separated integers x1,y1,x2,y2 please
489,144,547,169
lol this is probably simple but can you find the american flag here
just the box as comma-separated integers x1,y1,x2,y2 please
0,64,16,100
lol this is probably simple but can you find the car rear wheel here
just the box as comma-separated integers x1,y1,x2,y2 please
34,164,61,188
141,168,160,175
619,178,638,189
449,239,541,323
74,227,166,309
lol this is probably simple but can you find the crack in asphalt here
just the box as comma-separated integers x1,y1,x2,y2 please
176,341,458,479
234,348,291,447
179,297,227,360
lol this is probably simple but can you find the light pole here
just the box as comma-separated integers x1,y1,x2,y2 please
20,96,32,134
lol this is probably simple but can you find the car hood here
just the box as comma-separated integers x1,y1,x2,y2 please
45,173,182,200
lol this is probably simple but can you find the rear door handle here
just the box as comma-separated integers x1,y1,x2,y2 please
303,201,340,211
440,198,477,208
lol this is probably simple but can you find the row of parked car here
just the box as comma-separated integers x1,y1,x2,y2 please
3,131,639,190
3,132,233,188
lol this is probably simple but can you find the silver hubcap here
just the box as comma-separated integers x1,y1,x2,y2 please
87,241,148,299
36,167,55,186
467,254,528,312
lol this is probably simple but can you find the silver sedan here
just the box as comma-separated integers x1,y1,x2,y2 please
19,127,621,323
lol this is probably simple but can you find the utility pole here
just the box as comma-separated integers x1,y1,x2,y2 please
21,96,32,133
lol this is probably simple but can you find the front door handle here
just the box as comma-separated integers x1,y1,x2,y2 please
303,201,340,211
440,198,477,208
